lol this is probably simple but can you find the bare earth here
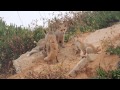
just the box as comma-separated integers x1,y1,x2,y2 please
8,23,120,79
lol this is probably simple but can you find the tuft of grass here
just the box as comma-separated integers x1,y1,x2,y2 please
96,67,108,79
106,46,120,55
95,67,120,79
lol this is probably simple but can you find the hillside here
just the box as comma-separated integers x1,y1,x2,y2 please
7,23,120,79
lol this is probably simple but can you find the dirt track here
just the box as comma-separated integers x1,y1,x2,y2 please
8,23,120,79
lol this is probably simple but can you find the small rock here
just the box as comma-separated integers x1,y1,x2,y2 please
87,54,98,62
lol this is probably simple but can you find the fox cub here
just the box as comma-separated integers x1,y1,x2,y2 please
43,31,59,64
55,24,68,48
72,36,101,58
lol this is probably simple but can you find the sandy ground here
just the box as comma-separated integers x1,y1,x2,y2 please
8,23,120,79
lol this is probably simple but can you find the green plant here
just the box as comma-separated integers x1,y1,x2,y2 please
106,46,120,55
0,18,46,75
68,11,120,32
33,26,45,42
96,67,108,79
96,67,120,79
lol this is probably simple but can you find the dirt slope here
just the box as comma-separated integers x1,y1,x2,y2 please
8,23,120,79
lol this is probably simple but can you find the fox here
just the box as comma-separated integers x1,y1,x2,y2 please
55,23,68,48
72,36,101,58
27,22,68,57
43,31,59,64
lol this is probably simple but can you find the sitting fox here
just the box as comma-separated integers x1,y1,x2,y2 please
43,31,59,64
72,36,101,58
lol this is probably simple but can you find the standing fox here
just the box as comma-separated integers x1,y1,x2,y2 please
72,36,101,58
55,23,68,48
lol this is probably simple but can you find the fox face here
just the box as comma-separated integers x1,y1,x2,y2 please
59,24,67,34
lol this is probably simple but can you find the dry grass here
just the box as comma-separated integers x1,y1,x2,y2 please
24,62,71,79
